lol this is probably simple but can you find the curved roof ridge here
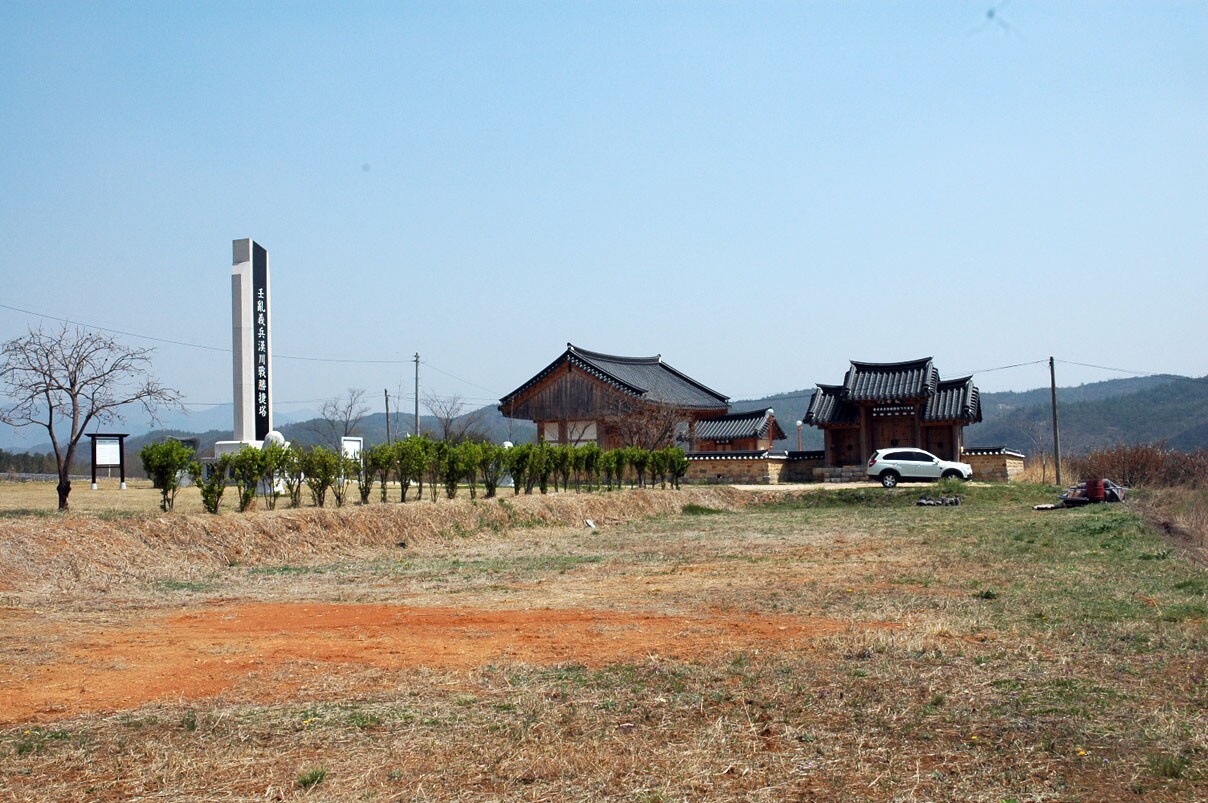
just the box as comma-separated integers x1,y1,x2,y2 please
568,343,662,365
848,356,935,370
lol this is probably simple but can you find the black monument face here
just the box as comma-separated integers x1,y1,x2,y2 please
252,242,270,440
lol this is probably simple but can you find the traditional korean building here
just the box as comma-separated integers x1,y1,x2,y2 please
693,408,787,453
499,344,729,450
804,358,981,466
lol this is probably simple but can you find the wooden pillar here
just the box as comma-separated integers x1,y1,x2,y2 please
913,403,922,448
859,406,871,464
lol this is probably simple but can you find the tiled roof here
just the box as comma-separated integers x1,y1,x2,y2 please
804,360,981,426
803,385,858,426
687,449,785,461
924,377,982,424
695,408,787,442
964,446,1025,457
500,344,729,410
843,358,938,402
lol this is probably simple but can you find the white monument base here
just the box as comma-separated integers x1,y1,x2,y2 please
214,440,263,456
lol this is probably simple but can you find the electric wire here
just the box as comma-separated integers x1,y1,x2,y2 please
5,302,1204,399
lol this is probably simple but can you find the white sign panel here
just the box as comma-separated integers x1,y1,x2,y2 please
95,438,122,467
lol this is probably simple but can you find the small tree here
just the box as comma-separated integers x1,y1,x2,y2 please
258,442,289,510
331,452,359,508
552,444,574,492
362,444,391,502
600,449,617,491
140,440,194,512
522,443,549,494
613,448,630,488
0,324,181,509
441,441,464,500
508,444,532,496
665,447,689,489
190,455,232,515
648,448,670,489
427,439,449,502
304,446,341,508
478,443,506,499
279,447,305,508
457,441,482,499
229,446,266,513
394,436,428,502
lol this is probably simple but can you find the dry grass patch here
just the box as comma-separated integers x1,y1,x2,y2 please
0,482,1205,800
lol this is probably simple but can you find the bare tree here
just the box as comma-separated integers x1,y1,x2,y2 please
603,397,685,451
1019,410,1052,483
0,324,181,509
424,393,488,443
314,388,370,450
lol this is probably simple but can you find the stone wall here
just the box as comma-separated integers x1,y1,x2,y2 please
783,454,824,483
686,452,826,485
964,450,1026,483
686,456,786,485
812,465,867,484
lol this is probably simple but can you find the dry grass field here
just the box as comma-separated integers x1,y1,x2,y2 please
0,480,1205,801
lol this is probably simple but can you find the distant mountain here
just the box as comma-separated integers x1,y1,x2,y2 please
969,375,1208,455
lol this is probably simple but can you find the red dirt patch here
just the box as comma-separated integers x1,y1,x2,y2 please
0,602,867,725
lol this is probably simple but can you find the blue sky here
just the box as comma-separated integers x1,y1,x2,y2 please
1,1,1205,432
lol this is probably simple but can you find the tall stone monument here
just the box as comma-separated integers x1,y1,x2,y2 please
230,238,272,443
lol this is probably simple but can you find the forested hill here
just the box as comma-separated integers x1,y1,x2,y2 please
733,374,1208,456
969,374,1208,454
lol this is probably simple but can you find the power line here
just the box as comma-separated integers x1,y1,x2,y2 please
1055,359,1208,386
419,359,502,397
0,301,412,365
952,359,1049,376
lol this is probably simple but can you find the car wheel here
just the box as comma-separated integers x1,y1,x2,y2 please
941,470,965,480
880,470,899,488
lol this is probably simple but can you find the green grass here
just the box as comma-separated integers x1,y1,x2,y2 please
153,579,218,593
245,564,326,576
0,508,58,518
297,767,328,789
680,503,726,516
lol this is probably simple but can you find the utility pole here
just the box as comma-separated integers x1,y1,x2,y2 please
1050,356,1062,486
414,353,421,438
384,388,391,445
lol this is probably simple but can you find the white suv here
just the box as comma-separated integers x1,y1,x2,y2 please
866,448,973,487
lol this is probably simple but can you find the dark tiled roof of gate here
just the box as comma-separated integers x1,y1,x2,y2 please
924,377,982,424
804,360,981,426
803,385,859,426
843,358,939,402
695,408,788,442
500,344,729,410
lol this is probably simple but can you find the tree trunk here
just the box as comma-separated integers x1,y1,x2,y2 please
57,477,72,510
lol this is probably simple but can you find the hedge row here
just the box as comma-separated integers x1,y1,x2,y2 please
140,437,689,515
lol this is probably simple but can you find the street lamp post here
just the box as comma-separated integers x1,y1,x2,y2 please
795,420,803,452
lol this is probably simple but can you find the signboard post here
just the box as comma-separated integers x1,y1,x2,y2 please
87,433,128,490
